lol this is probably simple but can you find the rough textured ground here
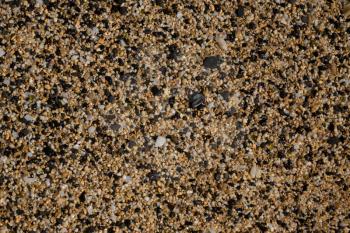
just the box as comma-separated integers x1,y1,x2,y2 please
1,0,350,232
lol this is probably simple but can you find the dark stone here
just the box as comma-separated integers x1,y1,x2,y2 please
168,96,175,107
214,4,221,12
167,44,180,60
220,91,230,102
225,107,236,117
247,22,256,30
189,92,205,109
203,56,222,69
236,6,244,17
147,170,160,181
43,146,56,156
19,128,30,137
107,94,115,103
84,226,95,233
151,86,162,96
227,32,236,42
118,6,128,15
105,76,113,85
284,159,293,170
327,136,340,145
79,192,86,202
127,140,136,148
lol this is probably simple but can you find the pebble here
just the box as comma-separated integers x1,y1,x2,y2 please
155,136,166,147
3,78,10,85
23,176,37,184
236,6,245,17
88,126,96,134
189,92,205,109
24,114,35,122
87,205,93,215
203,56,222,69
0,48,5,57
215,33,228,51
250,164,261,179
123,176,132,183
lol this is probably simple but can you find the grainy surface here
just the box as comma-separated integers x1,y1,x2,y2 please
0,0,350,232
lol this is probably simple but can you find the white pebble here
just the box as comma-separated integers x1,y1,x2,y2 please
23,176,37,184
155,136,166,147
215,33,227,51
123,175,132,183
87,205,93,215
3,78,10,85
27,152,33,157
0,48,5,57
250,164,261,178
24,114,35,122
88,126,96,134
12,131,18,139
91,27,99,36
120,39,127,47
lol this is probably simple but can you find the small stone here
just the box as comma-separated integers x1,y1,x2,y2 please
167,44,180,60
24,114,35,122
327,136,341,145
88,126,96,134
215,34,227,51
87,205,93,215
220,91,230,102
151,86,162,96
155,136,166,147
118,6,128,15
236,6,244,17
147,170,160,181
110,123,121,131
43,146,56,156
3,78,10,85
123,176,132,183
203,56,222,69
250,164,261,178
0,48,5,57
189,92,205,109
12,131,18,139
23,176,37,184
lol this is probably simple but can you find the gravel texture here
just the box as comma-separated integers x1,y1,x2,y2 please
1,0,350,232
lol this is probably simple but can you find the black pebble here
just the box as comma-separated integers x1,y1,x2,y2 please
168,96,175,107
105,76,113,85
189,92,205,109
151,86,162,96
147,170,160,181
119,6,128,15
167,44,180,60
203,56,222,69
107,95,115,103
236,6,244,17
79,192,86,202
19,128,30,137
43,146,56,156
327,136,341,145
220,91,230,102
247,22,256,30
